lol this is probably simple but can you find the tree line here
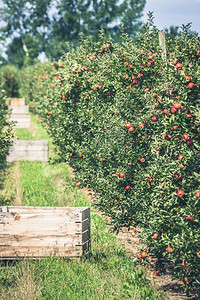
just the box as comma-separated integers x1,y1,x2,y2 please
0,0,146,67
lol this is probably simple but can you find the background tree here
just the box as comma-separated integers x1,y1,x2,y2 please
46,0,146,59
0,0,51,67
0,0,146,62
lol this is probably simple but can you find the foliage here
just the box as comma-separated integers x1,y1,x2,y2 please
21,22,200,293
0,73,14,201
0,0,146,63
0,116,163,300
0,64,21,97
0,0,51,67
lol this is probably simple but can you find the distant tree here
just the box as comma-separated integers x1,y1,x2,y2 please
0,0,146,62
46,0,146,59
165,24,197,41
6,35,39,67
164,26,179,40
0,0,51,67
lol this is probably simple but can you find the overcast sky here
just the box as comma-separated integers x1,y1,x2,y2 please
142,0,200,33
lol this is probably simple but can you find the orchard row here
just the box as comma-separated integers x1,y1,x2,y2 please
10,26,200,291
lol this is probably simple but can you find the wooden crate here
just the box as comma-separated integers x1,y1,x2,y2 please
9,98,26,106
0,206,90,259
6,140,49,163
8,105,29,114
9,113,31,128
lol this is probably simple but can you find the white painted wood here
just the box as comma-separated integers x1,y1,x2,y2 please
8,105,29,114
6,140,49,163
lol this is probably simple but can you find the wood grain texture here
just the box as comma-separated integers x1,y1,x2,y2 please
0,206,90,258
6,140,49,163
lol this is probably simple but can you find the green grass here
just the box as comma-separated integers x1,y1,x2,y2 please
0,113,165,299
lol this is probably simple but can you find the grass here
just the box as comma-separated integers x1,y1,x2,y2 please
0,113,165,299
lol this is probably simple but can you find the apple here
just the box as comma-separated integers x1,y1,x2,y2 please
166,246,174,253
166,135,173,141
186,139,194,146
185,76,191,82
183,134,189,140
119,173,125,178
196,191,200,198
141,251,147,258
173,102,181,109
128,126,134,132
177,190,184,197
175,63,182,69
187,82,194,88
125,123,131,128
170,107,177,114
153,233,158,239
152,116,157,122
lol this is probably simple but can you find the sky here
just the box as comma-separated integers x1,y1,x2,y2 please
142,0,200,33
1,0,200,58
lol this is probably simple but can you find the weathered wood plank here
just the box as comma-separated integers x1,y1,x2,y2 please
0,213,90,235
9,113,31,128
0,206,91,258
8,140,49,146
8,105,29,114
158,31,167,60
1,206,90,222
0,240,91,259
0,246,83,258
6,140,49,163
9,98,25,106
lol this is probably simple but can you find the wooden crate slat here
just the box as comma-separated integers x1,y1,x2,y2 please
10,140,49,146
0,206,91,258
6,140,49,163
0,234,80,247
8,105,29,114
0,213,90,235
1,206,87,222
8,146,48,151
9,98,25,106
0,246,82,258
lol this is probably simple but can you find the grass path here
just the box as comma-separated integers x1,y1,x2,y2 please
0,113,164,299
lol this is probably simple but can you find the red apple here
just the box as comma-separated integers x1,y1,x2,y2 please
177,190,184,197
152,116,157,122
170,107,177,114
187,82,194,88
196,191,200,198
128,126,134,132
119,173,125,178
